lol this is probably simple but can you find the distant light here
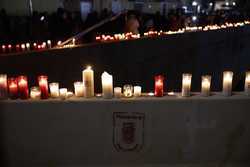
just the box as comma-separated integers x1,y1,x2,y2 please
192,1,198,6
232,2,236,6
148,5,152,9
182,6,187,13
225,2,229,6
209,2,213,7
192,16,197,22
40,16,45,21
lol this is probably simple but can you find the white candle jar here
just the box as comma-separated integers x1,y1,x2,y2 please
134,86,142,97
49,83,59,98
223,71,233,96
74,82,84,97
182,73,192,97
245,71,250,96
201,75,211,97
123,85,133,98
114,87,122,98
30,87,41,100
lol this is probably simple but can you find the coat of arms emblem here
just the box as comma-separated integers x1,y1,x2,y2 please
113,112,145,152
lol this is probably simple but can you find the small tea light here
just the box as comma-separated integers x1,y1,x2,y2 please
123,85,133,98
182,73,192,97
168,91,175,96
201,75,211,97
59,88,67,99
49,82,59,98
134,86,142,97
8,78,18,99
114,87,122,98
148,92,155,97
30,87,41,100
155,75,164,97
223,71,233,96
18,75,29,99
21,44,26,51
245,71,250,96
26,43,30,51
38,75,49,99
67,91,74,98
0,74,8,99
47,40,52,48
74,82,84,97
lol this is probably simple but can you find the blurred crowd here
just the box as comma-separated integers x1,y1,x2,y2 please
0,7,248,45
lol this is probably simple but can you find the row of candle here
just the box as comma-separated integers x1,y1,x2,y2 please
0,70,250,100
0,40,53,54
95,20,250,42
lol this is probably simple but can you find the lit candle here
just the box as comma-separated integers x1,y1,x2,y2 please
8,78,18,99
223,71,233,96
60,88,67,99
123,85,133,98
0,74,8,99
245,71,250,96
33,43,37,50
2,45,6,53
134,86,142,97
114,87,122,98
82,66,94,98
30,87,41,100
155,75,164,97
47,40,51,48
49,82,59,98
57,41,62,46
38,75,49,99
8,44,12,52
67,91,74,98
21,44,25,51
72,38,76,45
16,44,20,52
74,82,84,97
101,71,113,99
182,73,192,97
42,42,46,49
18,76,29,99
26,43,30,51
201,75,211,97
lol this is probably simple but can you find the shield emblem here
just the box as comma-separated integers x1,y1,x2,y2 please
113,112,145,152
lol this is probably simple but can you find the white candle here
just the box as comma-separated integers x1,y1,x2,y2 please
49,82,59,98
21,44,25,51
223,71,233,96
26,43,30,51
114,87,122,98
245,71,250,96
0,74,8,99
201,75,211,97
47,40,51,48
30,87,41,99
82,66,94,98
134,86,142,97
60,88,67,99
74,82,84,97
123,85,133,98
101,72,113,99
182,73,192,97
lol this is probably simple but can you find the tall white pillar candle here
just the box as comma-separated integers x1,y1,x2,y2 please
49,82,59,98
201,75,211,97
245,71,250,96
114,87,122,98
101,72,113,99
74,82,84,97
82,66,94,98
223,71,233,96
0,74,8,99
182,73,192,97
134,86,142,97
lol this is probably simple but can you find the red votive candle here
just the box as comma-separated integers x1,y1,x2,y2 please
38,75,49,99
18,76,29,99
16,44,20,52
154,75,164,97
2,45,6,53
8,78,18,99
0,74,8,99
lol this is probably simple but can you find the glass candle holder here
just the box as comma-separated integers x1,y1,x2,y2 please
60,88,67,99
8,78,18,99
182,73,192,97
123,85,133,98
30,87,41,100
18,75,29,99
49,82,59,98
74,82,84,97
245,71,250,96
154,75,164,97
201,75,211,97
101,72,113,99
134,86,142,97
223,71,233,96
114,87,122,98
0,74,8,99
38,75,49,99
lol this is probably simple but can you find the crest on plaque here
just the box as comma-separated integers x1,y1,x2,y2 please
113,112,145,152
